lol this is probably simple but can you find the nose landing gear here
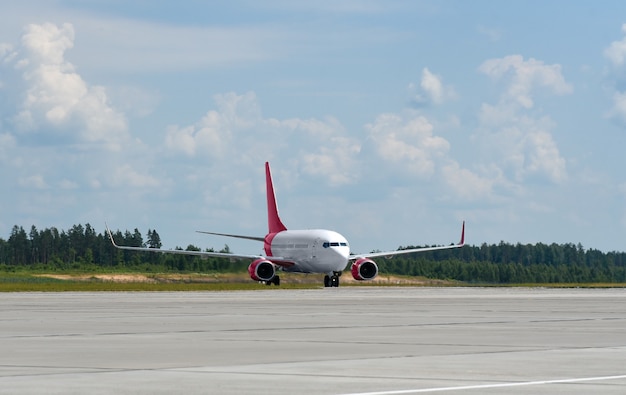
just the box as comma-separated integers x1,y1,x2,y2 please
323,272,342,287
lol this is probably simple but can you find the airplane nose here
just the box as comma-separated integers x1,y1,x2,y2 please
333,246,350,263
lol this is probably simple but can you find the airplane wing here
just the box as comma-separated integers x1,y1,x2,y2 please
350,221,465,260
105,225,293,265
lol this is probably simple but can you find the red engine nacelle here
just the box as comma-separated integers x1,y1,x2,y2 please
248,258,276,282
351,258,379,281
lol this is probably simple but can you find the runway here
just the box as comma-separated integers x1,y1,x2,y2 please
1,287,626,394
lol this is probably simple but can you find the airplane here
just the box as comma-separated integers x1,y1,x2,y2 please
107,162,465,287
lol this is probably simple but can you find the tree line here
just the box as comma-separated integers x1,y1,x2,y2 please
0,224,238,273
1,224,626,283
376,241,626,283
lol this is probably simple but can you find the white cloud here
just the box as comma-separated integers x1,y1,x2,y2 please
278,116,360,185
366,112,450,178
604,24,626,67
422,68,455,104
0,42,16,66
165,91,260,158
441,161,494,200
110,164,160,188
409,68,457,106
21,22,74,65
603,27,626,128
164,91,361,186
165,125,197,157
18,174,47,189
477,104,567,183
0,18,165,196
476,55,570,184
607,91,626,125
301,135,361,186
10,23,129,149
479,55,573,108
524,127,566,182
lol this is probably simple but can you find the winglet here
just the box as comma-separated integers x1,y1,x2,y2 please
105,222,119,247
458,221,465,246
265,162,287,233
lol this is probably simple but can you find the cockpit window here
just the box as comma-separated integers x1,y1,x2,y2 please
322,241,348,248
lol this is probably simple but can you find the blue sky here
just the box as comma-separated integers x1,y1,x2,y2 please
2,1,626,255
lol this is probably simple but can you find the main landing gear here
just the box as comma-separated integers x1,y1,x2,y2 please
323,272,342,288
264,276,280,286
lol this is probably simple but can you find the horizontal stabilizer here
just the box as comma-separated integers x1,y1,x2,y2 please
196,230,265,242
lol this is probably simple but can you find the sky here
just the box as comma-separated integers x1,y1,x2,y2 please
2,1,626,255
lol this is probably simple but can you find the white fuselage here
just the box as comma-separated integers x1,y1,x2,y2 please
268,229,350,274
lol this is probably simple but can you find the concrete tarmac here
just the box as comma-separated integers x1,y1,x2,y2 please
1,287,626,394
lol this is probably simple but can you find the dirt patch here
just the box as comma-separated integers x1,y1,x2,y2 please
35,273,256,284
34,273,456,286
36,274,158,283
344,275,452,286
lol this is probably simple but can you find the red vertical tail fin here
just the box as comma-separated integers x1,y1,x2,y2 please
265,162,287,233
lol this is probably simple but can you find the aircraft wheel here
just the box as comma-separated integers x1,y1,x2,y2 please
324,275,331,287
331,275,339,287
273,276,281,286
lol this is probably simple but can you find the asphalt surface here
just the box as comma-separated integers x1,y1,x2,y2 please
1,287,626,394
